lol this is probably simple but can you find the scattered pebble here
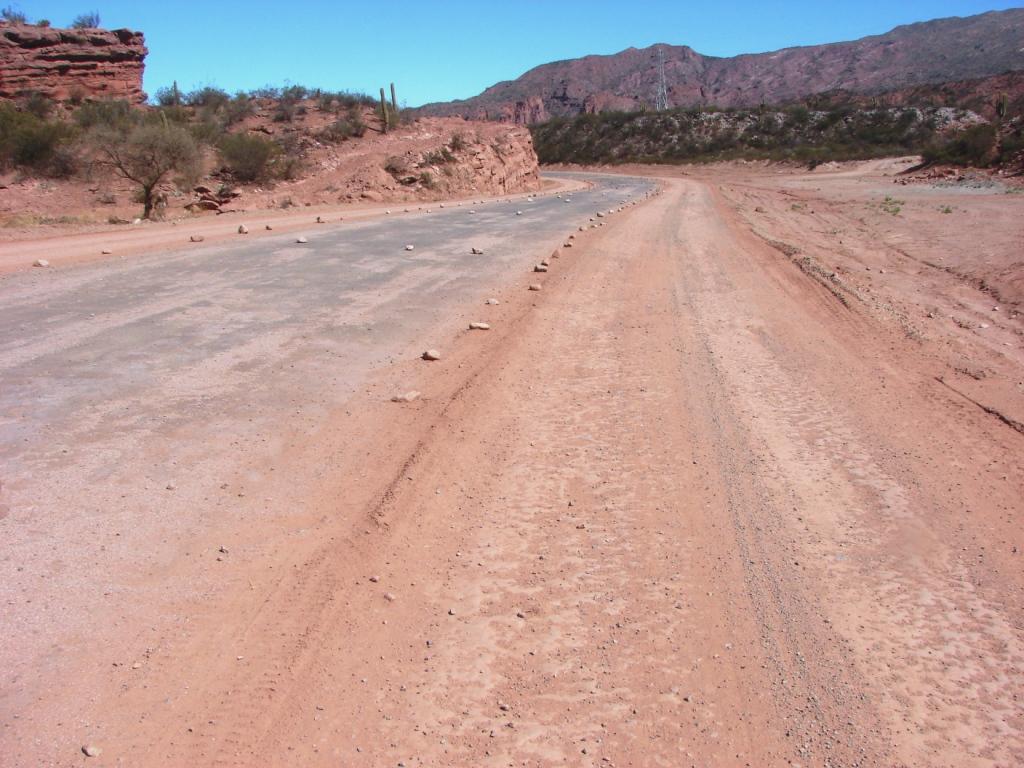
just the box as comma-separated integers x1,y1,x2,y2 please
534,264,548,273
265,225,273,230
404,244,415,251
237,225,249,235
296,236,308,243
189,235,204,242
469,322,491,330
369,575,380,583
485,298,499,305
391,391,421,403
82,745,101,758
471,247,484,255
422,349,442,361
528,284,542,291
101,249,112,255
33,259,50,267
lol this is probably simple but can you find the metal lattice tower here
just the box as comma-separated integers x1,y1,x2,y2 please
654,48,669,111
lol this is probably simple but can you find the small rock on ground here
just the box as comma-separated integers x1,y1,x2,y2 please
237,225,249,234
33,259,49,267
469,322,491,330
485,298,499,305
422,349,441,361
296,237,308,243
404,245,415,251
190,235,204,242
391,391,421,403
534,265,548,273
528,284,542,291
82,745,101,757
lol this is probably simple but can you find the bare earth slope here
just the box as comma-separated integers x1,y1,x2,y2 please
418,8,1024,122
1,165,1023,766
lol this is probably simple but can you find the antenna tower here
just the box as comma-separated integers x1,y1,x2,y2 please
654,48,669,111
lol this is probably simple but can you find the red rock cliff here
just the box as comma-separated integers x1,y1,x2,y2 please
0,23,147,102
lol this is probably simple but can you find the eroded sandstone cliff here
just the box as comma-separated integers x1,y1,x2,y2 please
0,23,147,102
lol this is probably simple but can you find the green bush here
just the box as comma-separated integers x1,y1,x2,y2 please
219,133,279,181
318,111,366,143
1,6,27,23
74,99,133,131
70,11,100,28
89,123,200,218
186,87,230,110
922,124,997,166
0,104,75,175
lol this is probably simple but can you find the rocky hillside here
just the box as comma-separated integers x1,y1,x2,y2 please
0,21,146,102
418,8,1024,123
0,89,540,227
530,104,1024,171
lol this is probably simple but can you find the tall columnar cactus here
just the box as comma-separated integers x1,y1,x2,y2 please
390,83,398,114
380,87,390,133
996,92,1008,121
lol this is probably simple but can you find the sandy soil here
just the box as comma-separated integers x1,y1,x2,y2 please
2,161,1023,767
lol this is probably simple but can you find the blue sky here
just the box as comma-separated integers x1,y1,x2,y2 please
15,1,1024,105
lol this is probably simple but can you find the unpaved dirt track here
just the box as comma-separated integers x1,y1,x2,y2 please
2,171,1023,767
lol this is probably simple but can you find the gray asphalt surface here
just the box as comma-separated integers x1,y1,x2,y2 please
0,172,652,468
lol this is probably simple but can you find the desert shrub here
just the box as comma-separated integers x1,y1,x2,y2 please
74,99,133,131
1,6,27,23
218,133,279,182
23,92,54,119
186,87,230,110
275,136,304,179
189,113,226,146
272,101,295,123
318,112,366,143
223,93,254,125
88,123,201,218
70,11,100,28
157,104,191,125
0,104,75,174
154,83,183,107
922,123,997,166
419,171,437,189
422,147,455,165
449,132,469,151
384,155,409,175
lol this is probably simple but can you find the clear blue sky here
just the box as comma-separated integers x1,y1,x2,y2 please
15,1,1024,106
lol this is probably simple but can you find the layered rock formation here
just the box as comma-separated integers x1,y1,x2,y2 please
418,8,1024,123
0,23,147,102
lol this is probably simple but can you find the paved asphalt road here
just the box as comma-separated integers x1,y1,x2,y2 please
0,173,653,470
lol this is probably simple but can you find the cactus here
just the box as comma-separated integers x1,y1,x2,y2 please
390,82,398,114
379,87,389,133
996,92,1008,121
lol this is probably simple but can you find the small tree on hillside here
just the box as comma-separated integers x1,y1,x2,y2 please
71,11,100,28
89,123,200,218
1,6,27,23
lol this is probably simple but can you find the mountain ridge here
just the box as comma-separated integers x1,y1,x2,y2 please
417,8,1024,123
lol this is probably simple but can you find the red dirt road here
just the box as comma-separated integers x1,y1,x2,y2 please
3,168,1023,767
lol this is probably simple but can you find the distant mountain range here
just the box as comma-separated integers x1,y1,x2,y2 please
417,8,1024,123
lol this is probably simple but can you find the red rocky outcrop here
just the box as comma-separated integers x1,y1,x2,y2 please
0,23,147,102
